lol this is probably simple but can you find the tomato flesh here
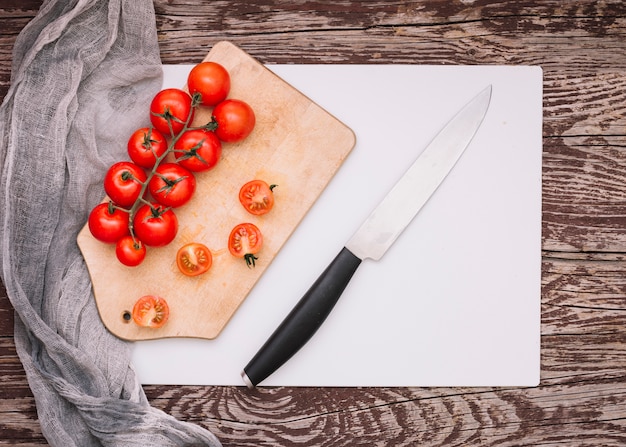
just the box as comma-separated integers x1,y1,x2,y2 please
88,202,130,243
103,161,147,209
132,295,169,328
115,235,146,267
174,129,222,172
187,61,230,106
239,180,275,215
176,242,212,276
228,223,263,267
150,88,194,136
127,127,168,169
212,99,255,143
133,203,178,247
148,163,196,208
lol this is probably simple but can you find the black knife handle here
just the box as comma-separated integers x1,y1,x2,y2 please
241,247,362,388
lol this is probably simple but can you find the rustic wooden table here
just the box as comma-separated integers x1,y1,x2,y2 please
2,1,625,445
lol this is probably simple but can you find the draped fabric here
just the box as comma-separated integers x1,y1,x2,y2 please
0,1,222,445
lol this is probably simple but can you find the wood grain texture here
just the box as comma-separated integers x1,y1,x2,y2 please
1,0,626,445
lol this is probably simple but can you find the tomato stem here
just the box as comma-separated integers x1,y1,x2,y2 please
244,253,258,268
125,99,199,241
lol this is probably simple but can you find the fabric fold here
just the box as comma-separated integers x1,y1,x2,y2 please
0,0,222,445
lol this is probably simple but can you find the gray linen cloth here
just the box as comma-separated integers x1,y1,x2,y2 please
0,0,222,445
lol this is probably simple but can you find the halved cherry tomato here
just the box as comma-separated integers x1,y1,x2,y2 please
176,242,212,277
174,129,222,172
127,127,168,169
88,202,130,243
133,203,178,247
103,161,147,209
150,88,194,136
239,180,276,215
132,295,169,328
187,61,230,106
228,223,263,267
148,163,196,208
212,99,255,143
115,235,146,267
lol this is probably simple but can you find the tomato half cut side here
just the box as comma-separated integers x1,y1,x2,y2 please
132,295,169,328
239,180,276,215
228,223,263,267
176,242,212,277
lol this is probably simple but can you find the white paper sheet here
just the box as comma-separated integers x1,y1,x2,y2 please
131,64,543,387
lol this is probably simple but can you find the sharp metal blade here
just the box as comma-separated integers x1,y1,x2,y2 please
346,85,492,261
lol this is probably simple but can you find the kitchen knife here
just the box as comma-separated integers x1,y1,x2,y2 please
241,85,493,388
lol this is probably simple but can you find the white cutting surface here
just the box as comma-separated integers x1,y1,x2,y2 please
131,64,543,387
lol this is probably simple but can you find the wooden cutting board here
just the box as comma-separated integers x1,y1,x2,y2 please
77,41,356,341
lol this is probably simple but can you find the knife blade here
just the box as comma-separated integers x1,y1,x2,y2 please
241,85,493,388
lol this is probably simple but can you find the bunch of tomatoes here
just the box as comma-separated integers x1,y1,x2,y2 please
88,61,275,309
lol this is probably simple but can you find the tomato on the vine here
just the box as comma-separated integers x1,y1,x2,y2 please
133,203,178,247
115,235,146,267
174,129,222,172
176,242,212,277
132,295,169,328
239,180,276,216
103,161,147,208
187,61,230,107
127,127,168,169
88,202,130,243
212,99,255,143
148,163,196,208
228,223,263,267
150,88,194,136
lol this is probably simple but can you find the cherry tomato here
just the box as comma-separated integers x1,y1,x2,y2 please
88,202,130,243
176,242,212,277
127,127,168,169
103,161,147,209
132,295,169,328
150,88,194,136
115,235,146,267
228,223,263,267
187,61,230,106
239,180,276,215
148,163,196,208
174,129,222,172
133,203,178,247
212,99,255,143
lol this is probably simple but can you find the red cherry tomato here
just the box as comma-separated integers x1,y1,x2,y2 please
176,242,212,277
174,129,222,172
133,203,178,247
132,295,169,328
115,235,146,267
150,88,194,136
103,161,147,209
127,127,168,169
88,202,130,243
239,180,276,215
228,223,263,267
212,99,255,143
187,61,230,106
148,163,196,208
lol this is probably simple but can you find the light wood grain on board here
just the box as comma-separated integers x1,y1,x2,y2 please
77,41,356,341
